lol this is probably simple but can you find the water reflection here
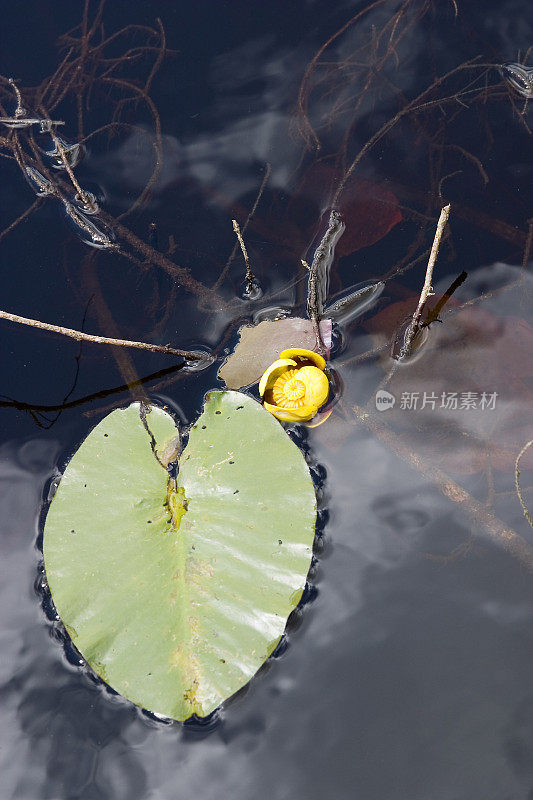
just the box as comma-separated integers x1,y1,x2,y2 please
1,0,533,798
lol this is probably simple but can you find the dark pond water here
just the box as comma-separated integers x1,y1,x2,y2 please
1,1,533,798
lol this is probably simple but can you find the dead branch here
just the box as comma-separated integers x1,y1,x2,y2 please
353,402,533,570
212,163,271,291
0,308,209,361
306,209,345,352
232,219,257,296
397,203,450,360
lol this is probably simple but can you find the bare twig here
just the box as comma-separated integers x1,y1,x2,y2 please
0,117,64,126
0,362,185,416
232,218,256,295
0,308,209,361
212,163,271,291
8,77,25,118
48,127,97,212
515,439,533,529
397,203,451,360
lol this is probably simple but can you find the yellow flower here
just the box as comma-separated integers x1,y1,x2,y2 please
259,348,330,422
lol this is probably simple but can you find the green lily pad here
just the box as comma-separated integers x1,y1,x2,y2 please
43,392,316,720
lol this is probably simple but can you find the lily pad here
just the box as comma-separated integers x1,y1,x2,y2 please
43,392,316,720
219,316,332,389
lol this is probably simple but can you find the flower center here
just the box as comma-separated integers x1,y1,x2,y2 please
284,378,306,401
272,370,307,409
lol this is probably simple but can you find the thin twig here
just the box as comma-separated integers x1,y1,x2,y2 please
0,198,43,244
398,203,451,360
0,308,209,361
0,117,64,126
212,163,271,291
48,127,97,212
515,439,533,529
232,218,256,295
8,78,25,118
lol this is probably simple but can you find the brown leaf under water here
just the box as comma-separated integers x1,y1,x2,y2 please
287,162,403,258
219,317,332,390
224,162,402,268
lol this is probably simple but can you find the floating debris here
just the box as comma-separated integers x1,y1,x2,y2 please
500,63,533,99
63,202,116,249
24,166,57,197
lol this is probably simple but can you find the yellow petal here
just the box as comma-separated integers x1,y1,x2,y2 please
263,400,315,422
279,348,326,371
294,365,329,409
258,358,297,397
305,407,333,428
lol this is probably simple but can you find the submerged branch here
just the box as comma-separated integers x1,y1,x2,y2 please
353,403,533,571
0,308,209,361
306,209,345,352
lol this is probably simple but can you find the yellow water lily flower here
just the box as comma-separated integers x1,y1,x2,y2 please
259,348,329,422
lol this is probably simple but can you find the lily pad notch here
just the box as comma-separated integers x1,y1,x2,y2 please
43,391,318,721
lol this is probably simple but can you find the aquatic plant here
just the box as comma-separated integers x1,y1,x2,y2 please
43,394,317,720
259,348,330,422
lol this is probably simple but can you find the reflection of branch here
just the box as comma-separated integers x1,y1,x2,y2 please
353,403,533,570
397,203,450,360
423,270,467,327
331,59,486,208
515,440,533,529
0,363,185,414
0,198,42,244
0,308,208,360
